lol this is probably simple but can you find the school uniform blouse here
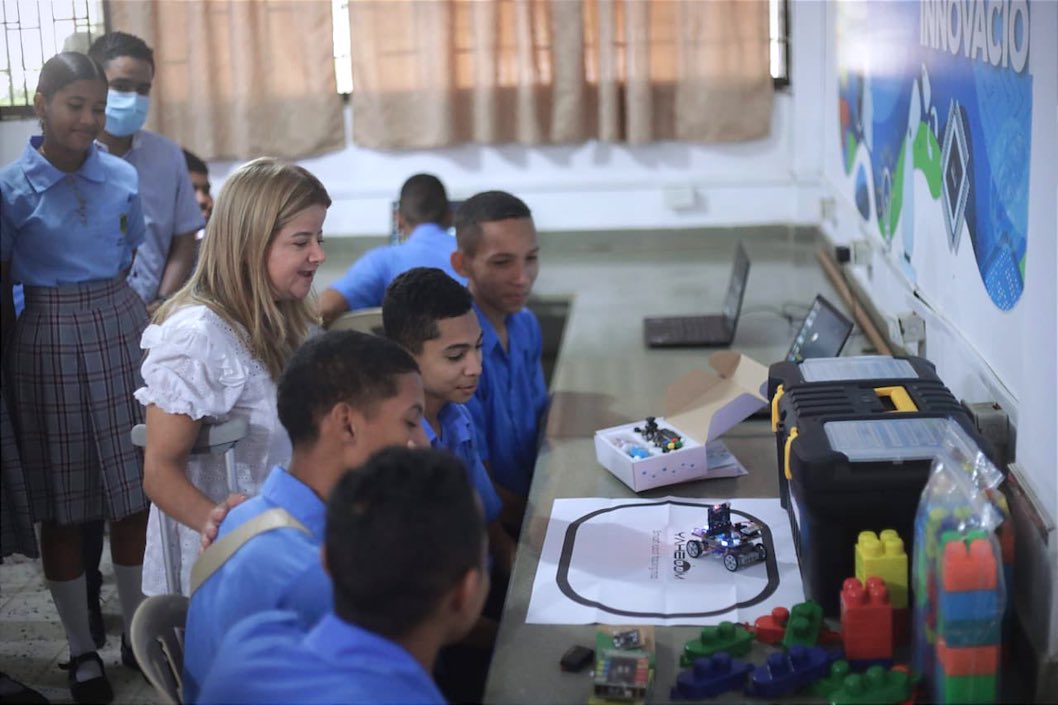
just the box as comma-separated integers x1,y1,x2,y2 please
1,136,144,285
134,304,292,595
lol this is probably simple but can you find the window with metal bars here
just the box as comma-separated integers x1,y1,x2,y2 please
0,0,106,119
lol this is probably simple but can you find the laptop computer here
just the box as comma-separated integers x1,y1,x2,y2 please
784,294,855,363
643,241,751,348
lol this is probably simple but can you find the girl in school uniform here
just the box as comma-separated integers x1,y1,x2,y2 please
0,52,150,704
135,157,329,597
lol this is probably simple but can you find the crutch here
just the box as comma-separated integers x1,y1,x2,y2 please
131,417,249,594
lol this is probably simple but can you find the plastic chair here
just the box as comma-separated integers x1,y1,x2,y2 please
129,593,189,705
130,417,249,594
328,307,385,335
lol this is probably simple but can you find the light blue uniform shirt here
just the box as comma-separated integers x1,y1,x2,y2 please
466,304,549,497
1,136,145,286
328,222,466,310
182,466,330,704
100,130,205,302
423,403,502,524
198,611,445,705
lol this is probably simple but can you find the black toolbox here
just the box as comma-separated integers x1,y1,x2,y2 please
767,356,992,615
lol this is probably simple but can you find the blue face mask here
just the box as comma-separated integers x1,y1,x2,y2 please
105,89,150,137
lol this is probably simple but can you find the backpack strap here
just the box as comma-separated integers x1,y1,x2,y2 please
189,507,309,596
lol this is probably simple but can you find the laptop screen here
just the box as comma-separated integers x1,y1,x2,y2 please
785,294,854,363
721,242,751,325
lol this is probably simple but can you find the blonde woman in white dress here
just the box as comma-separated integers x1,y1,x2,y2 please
134,157,329,595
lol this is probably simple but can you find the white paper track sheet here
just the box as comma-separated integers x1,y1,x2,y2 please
526,497,803,626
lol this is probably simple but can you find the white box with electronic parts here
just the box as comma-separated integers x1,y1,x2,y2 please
594,351,769,492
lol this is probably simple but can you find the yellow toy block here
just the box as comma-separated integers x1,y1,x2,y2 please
855,529,909,609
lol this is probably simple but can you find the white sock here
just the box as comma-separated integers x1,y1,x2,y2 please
113,563,144,638
47,576,103,681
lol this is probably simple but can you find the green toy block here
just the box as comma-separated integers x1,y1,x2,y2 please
782,600,823,648
680,621,753,666
830,665,911,705
808,659,852,698
940,673,997,704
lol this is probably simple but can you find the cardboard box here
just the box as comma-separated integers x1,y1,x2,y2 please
595,351,769,492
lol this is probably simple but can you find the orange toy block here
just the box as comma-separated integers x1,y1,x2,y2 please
937,637,999,676
941,538,998,592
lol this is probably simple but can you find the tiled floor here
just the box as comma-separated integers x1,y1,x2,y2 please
1,547,161,704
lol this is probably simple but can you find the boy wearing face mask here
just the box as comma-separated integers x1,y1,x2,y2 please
88,32,204,311
81,31,204,660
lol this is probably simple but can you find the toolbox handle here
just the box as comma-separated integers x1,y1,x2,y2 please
783,426,799,481
771,384,785,432
874,385,918,412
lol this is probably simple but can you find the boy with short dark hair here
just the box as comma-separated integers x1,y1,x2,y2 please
182,331,428,702
451,191,548,532
320,173,464,326
382,267,514,570
198,447,488,705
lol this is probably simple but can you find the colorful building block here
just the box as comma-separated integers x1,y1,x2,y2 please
936,672,997,704
670,652,753,699
680,621,753,666
745,645,833,698
752,607,790,645
782,600,824,648
808,659,853,698
937,589,1000,623
841,576,893,662
856,530,909,609
940,534,997,592
936,638,998,677
829,664,912,705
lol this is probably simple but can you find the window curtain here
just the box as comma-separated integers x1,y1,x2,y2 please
349,0,773,149
108,0,344,160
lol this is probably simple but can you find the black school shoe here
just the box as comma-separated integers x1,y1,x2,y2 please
0,671,50,704
120,634,141,673
65,652,112,705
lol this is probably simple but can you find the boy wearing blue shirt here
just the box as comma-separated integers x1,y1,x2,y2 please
451,191,548,532
382,267,516,575
182,331,428,703
320,173,465,327
198,447,489,705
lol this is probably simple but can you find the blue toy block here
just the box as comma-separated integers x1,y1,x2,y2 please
670,652,753,700
938,589,1000,623
745,645,834,698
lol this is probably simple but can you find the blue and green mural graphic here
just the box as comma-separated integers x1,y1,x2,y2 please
837,0,1032,310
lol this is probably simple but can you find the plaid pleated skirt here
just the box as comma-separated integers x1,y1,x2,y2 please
1,385,38,559
5,277,149,525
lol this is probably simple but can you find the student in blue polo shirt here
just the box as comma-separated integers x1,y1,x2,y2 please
198,446,489,705
382,267,515,572
451,191,548,533
319,173,464,327
181,331,427,703
1,51,149,704
80,30,205,654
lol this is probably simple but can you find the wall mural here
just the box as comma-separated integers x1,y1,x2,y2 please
836,0,1032,310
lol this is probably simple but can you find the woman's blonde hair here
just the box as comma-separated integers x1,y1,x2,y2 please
157,157,331,379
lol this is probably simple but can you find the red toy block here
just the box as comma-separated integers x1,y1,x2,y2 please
753,607,789,645
841,576,893,661
941,538,997,592
936,637,999,676
892,606,910,647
